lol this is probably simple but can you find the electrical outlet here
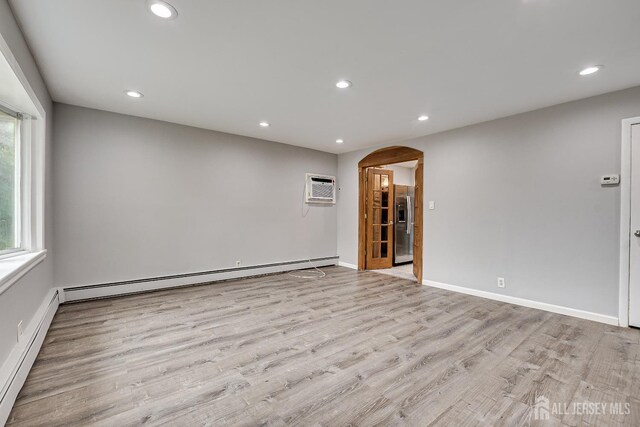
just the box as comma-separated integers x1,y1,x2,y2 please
497,277,505,288
17,320,23,342
235,260,241,267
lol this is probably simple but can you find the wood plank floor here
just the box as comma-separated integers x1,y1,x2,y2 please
7,267,640,426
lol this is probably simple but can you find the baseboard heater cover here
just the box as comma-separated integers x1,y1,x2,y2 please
62,256,339,302
0,289,59,425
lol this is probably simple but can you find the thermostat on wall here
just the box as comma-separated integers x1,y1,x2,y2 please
601,174,620,186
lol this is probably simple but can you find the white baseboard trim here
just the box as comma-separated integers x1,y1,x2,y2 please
0,288,59,425
423,280,619,326
338,261,358,270
61,257,339,302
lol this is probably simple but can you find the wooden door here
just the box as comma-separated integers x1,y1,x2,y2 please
366,168,394,269
413,162,423,283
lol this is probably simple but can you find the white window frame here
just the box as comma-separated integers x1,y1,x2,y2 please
0,34,47,295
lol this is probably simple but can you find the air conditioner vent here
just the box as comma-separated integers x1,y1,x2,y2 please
305,173,336,204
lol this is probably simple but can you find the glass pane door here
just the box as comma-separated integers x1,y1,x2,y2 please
366,168,393,269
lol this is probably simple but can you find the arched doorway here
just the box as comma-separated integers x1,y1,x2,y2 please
358,146,424,283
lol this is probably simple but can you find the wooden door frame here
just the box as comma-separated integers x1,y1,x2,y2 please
358,146,424,281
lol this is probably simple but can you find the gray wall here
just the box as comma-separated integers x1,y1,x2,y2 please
338,86,640,317
0,0,53,367
53,104,337,287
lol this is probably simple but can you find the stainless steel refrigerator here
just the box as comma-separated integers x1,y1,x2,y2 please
394,185,415,265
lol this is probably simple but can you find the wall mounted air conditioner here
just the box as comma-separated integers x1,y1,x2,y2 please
305,173,336,204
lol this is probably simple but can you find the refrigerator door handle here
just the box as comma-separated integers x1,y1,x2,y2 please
396,200,405,223
406,195,412,234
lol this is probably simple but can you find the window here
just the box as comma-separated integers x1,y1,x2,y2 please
0,108,20,254
0,42,46,289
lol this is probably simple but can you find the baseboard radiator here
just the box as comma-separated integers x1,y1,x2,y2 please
61,256,339,302
0,289,59,425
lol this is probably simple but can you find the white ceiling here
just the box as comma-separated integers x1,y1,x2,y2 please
8,0,640,154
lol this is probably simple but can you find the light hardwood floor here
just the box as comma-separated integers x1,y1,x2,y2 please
372,264,416,282
7,267,640,426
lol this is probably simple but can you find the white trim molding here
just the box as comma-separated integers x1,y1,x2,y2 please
0,31,47,251
0,34,46,119
619,117,640,328
0,31,48,278
338,261,358,270
61,257,339,302
424,280,619,326
0,250,47,296
0,288,59,425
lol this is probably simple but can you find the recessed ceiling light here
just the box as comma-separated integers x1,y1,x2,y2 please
125,90,144,98
147,0,178,19
259,121,270,127
579,65,602,76
418,115,429,121
336,139,344,144
336,80,352,89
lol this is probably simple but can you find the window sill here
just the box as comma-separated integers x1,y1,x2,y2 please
0,250,47,296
